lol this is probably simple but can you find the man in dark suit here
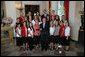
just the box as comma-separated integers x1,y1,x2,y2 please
40,18,49,51
41,9,49,19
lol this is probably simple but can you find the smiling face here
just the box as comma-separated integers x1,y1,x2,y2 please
29,11,31,16
43,9,47,14
18,24,20,28
52,10,55,15
30,23,32,28
23,22,26,27
50,20,53,27
43,18,46,23
47,16,49,20
60,21,63,26
20,12,24,17
56,15,58,19
66,22,69,27
36,12,39,16
25,17,27,21
17,18,20,23
61,15,65,21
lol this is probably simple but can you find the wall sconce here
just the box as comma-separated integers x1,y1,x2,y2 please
16,1,23,12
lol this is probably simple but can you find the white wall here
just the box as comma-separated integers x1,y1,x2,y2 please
69,1,76,41
5,1,16,27
69,1,83,41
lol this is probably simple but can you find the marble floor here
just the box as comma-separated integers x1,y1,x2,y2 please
1,39,84,56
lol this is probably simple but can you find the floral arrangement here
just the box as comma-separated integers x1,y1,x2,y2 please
2,17,13,27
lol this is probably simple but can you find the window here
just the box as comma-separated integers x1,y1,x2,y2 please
50,1,64,20
51,1,57,15
57,1,64,20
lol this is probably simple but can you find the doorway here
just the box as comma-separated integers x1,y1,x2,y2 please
25,5,40,17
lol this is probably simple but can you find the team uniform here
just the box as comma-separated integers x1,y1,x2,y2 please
28,27,34,50
21,26,28,43
16,27,22,46
49,26,55,43
65,26,70,46
34,24,40,46
60,25,66,45
54,25,60,44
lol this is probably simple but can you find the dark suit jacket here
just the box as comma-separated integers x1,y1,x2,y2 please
40,23,48,31
40,23,49,43
41,14,49,19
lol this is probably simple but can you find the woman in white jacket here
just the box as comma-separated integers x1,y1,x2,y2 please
49,20,55,50
16,23,22,51
65,22,70,51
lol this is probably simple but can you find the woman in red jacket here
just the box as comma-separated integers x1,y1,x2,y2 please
59,21,65,50
34,19,40,49
21,21,28,52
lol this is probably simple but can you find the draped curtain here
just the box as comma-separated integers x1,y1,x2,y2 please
64,1,69,20
49,1,51,17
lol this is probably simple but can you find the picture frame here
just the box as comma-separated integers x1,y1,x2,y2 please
1,27,13,41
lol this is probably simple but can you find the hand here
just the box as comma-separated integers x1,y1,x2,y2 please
32,36,33,38
31,35,33,38
40,28,42,31
66,37,68,40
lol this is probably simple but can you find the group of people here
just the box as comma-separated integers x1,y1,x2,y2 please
14,9,71,52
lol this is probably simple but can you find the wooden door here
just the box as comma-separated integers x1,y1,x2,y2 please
25,5,39,18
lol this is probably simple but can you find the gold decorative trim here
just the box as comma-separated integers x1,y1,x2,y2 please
1,27,13,41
